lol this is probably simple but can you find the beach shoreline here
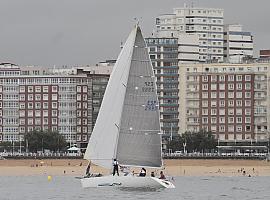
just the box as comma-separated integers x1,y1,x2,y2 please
0,159,270,177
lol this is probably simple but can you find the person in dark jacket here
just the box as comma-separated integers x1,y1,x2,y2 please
112,159,119,176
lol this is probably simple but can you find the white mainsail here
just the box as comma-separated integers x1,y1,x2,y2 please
84,25,162,169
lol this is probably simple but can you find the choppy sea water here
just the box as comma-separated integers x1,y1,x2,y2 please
0,176,270,200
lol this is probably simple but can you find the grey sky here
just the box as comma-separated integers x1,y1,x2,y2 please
0,0,269,66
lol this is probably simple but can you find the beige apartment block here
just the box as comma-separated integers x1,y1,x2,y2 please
179,62,270,144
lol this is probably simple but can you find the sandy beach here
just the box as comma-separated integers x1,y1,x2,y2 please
1,159,270,177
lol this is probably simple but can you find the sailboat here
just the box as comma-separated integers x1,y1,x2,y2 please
81,24,175,189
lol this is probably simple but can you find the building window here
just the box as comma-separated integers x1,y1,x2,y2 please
28,94,33,101
211,84,217,90
236,117,242,123
52,102,58,109
211,117,217,124
236,83,242,90
246,125,251,132
202,76,208,82
245,100,251,106
245,75,251,81
245,92,251,98
28,86,33,93
236,92,242,98
236,75,242,81
43,94,48,100
202,109,208,115
236,126,242,132
202,84,208,90
52,86,58,92
228,92,234,98
19,86,25,93
219,84,225,90
28,118,33,125
245,117,251,123
236,108,242,115
52,118,58,125
219,92,225,98
43,86,49,92
228,126,234,132
219,100,225,107
245,108,251,115
43,102,48,109
52,94,58,101
35,86,41,93
211,126,217,132
202,92,208,98
245,83,251,90
228,109,234,115
211,75,217,82
228,84,234,90
211,101,217,107
52,110,58,117
211,92,217,98
211,109,217,115
228,75,234,81
236,100,242,107
219,126,225,132
219,109,225,115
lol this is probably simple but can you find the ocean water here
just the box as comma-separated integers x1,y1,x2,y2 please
0,176,270,200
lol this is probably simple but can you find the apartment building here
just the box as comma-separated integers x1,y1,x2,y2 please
145,38,179,137
224,24,254,63
155,6,224,62
179,62,270,145
0,63,111,149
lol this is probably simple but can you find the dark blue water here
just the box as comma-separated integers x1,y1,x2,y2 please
0,176,269,200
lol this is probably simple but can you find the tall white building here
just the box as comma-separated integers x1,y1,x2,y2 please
224,24,254,63
156,6,224,62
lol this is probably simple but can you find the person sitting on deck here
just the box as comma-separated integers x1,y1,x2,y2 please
159,171,166,179
139,167,146,177
120,166,130,176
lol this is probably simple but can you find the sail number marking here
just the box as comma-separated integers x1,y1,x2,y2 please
142,81,154,92
145,100,157,111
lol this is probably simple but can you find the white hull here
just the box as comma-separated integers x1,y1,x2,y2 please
81,175,175,189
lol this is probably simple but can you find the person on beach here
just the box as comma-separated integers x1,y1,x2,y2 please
112,159,119,176
159,171,166,179
139,168,146,177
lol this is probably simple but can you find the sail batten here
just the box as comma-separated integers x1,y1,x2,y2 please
84,25,162,169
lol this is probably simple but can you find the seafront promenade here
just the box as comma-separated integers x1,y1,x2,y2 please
1,159,270,177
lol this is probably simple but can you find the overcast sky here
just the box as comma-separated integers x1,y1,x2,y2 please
0,0,269,66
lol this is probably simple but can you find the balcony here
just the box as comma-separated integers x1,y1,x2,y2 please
161,110,179,114
160,103,178,107
160,95,179,99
